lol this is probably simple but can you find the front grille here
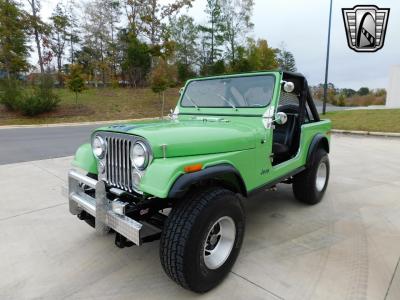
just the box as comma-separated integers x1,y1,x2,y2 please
104,135,134,192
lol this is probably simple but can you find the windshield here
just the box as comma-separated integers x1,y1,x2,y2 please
181,75,275,108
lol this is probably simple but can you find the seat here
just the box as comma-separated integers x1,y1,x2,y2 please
272,113,297,162
272,142,289,155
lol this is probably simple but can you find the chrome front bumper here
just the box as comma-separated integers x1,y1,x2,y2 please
68,170,145,245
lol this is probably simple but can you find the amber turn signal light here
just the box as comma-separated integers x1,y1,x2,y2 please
184,163,203,173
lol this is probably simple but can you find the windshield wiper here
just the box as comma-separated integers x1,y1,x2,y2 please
216,94,237,110
185,94,200,110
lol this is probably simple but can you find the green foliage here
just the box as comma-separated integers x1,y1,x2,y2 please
150,58,178,118
357,87,370,96
75,46,97,77
231,39,278,72
50,3,70,77
209,60,226,75
198,0,225,64
26,0,52,73
374,88,386,97
230,46,251,72
67,64,85,104
150,59,176,94
276,48,297,72
247,39,278,70
169,15,199,66
327,89,336,105
177,63,196,83
341,88,356,98
337,94,345,107
127,0,194,46
17,75,60,116
119,29,151,86
0,78,23,111
0,0,30,77
220,0,254,65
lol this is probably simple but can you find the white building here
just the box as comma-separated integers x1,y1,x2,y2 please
386,65,400,108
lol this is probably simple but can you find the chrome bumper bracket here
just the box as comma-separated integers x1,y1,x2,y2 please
68,169,146,245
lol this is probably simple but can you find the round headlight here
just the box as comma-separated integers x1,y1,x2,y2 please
131,141,149,170
92,135,106,159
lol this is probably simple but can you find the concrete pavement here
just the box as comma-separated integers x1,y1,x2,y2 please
0,134,400,299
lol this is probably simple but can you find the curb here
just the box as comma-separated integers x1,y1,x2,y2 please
1,120,399,138
332,129,400,138
0,118,156,130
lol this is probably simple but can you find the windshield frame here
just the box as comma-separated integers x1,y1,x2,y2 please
179,73,277,110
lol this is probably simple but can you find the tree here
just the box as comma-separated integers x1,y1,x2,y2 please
66,0,80,64
231,46,252,72
75,46,97,80
247,39,278,70
119,28,151,87
67,64,85,104
105,0,121,78
50,3,70,85
374,88,386,97
0,0,30,78
341,88,356,98
198,0,225,66
358,87,370,96
168,15,198,81
169,15,198,65
150,59,176,118
81,0,114,84
337,94,345,106
220,0,254,66
276,44,297,72
26,0,50,74
123,0,193,55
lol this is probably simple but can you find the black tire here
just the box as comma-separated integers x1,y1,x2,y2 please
293,148,330,205
160,187,245,293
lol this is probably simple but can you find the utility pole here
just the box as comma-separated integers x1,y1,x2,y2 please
323,0,333,115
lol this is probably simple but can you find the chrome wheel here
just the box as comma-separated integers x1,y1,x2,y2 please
315,161,327,192
203,216,236,270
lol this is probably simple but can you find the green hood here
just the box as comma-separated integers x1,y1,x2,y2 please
97,118,257,158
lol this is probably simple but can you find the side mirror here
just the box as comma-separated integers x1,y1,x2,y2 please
179,87,184,95
283,81,295,93
274,112,288,125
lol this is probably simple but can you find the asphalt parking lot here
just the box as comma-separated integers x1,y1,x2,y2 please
0,134,399,300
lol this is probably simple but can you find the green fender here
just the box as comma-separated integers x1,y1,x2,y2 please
72,143,98,174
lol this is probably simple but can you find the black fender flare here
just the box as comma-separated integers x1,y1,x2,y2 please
306,134,330,167
168,164,247,199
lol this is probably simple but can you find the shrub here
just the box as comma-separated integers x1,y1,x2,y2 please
67,64,85,104
357,87,370,96
337,94,345,106
17,75,60,116
0,78,23,111
177,63,196,83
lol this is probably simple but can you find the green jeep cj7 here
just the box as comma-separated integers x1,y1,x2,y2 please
68,71,331,293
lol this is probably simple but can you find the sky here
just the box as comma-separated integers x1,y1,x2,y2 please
37,0,400,89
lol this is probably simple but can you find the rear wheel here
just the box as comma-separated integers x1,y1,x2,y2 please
293,148,330,205
160,187,245,293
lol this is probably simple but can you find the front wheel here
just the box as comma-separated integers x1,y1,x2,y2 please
160,187,245,293
293,148,330,205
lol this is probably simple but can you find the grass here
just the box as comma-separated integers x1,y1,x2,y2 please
0,87,180,126
325,109,400,133
1,89,399,133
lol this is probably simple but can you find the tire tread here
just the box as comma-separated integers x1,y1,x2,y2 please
160,187,233,290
